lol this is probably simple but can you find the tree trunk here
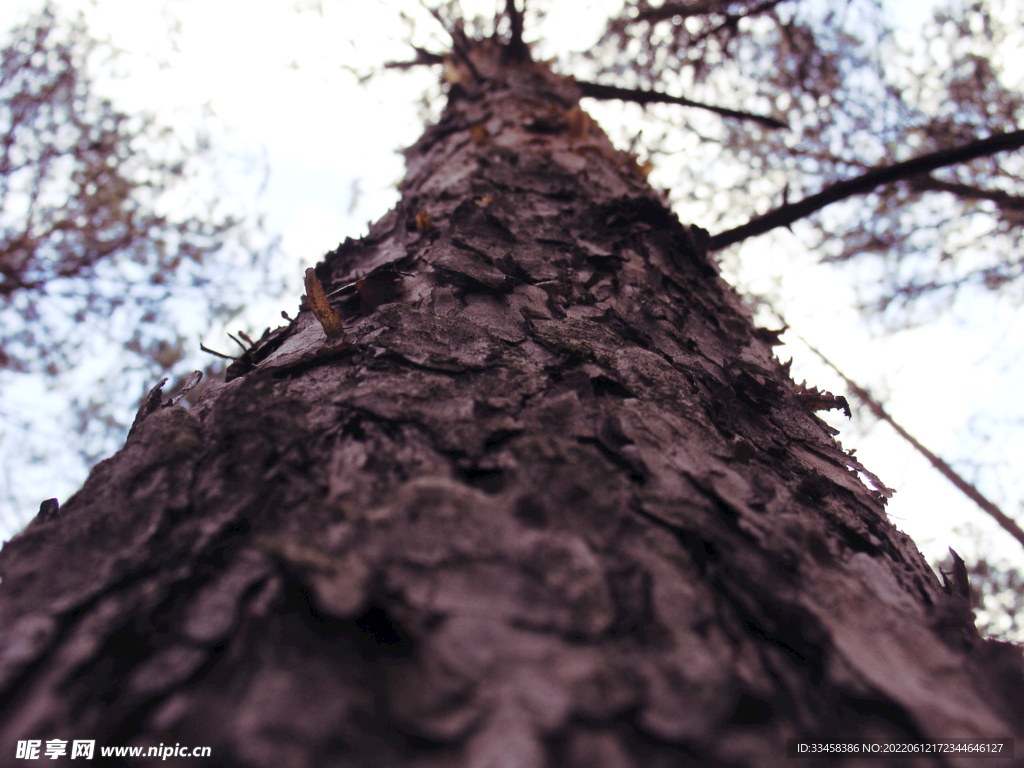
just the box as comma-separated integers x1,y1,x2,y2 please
1,41,1021,768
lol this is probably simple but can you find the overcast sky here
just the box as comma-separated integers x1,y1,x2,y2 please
1,0,1021,604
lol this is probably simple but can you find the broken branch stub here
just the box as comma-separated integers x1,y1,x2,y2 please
304,268,345,340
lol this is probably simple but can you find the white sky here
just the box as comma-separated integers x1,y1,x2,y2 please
1,0,1021,598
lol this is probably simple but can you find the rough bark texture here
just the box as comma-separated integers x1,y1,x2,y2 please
1,42,1022,768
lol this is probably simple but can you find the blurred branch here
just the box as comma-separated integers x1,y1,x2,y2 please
799,336,1024,554
503,0,529,62
709,128,1024,251
575,80,787,129
907,174,1024,212
384,46,445,70
629,0,786,26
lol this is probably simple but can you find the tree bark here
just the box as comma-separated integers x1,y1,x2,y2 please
1,41,1021,768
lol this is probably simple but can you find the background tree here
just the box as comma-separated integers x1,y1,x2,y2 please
0,3,284,523
587,0,1023,319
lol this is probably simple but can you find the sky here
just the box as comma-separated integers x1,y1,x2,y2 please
1,0,1022,619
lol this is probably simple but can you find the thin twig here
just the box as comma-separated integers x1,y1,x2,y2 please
200,343,236,361
227,332,248,351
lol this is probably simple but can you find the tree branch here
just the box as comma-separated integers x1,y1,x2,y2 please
908,174,1024,212
574,80,787,129
503,0,529,62
630,0,723,24
686,0,788,46
709,128,1024,251
800,336,1024,554
630,0,788,34
384,46,445,70
424,5,483,82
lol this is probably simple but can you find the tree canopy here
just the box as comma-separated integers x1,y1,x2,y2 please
1,5,234,372
577,0,1024,317
0,3,283,518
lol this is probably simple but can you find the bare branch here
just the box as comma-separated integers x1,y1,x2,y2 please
200,343,236,361
908,174,1024,212
503,0,529,62
800,336,1024,554
629,0,725,24
384,46,445,70
709,128,1024,251
685,0,789,47
630,0,788,30
575,80,787,129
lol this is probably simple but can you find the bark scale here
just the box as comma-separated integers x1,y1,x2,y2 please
1,41,1021,768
